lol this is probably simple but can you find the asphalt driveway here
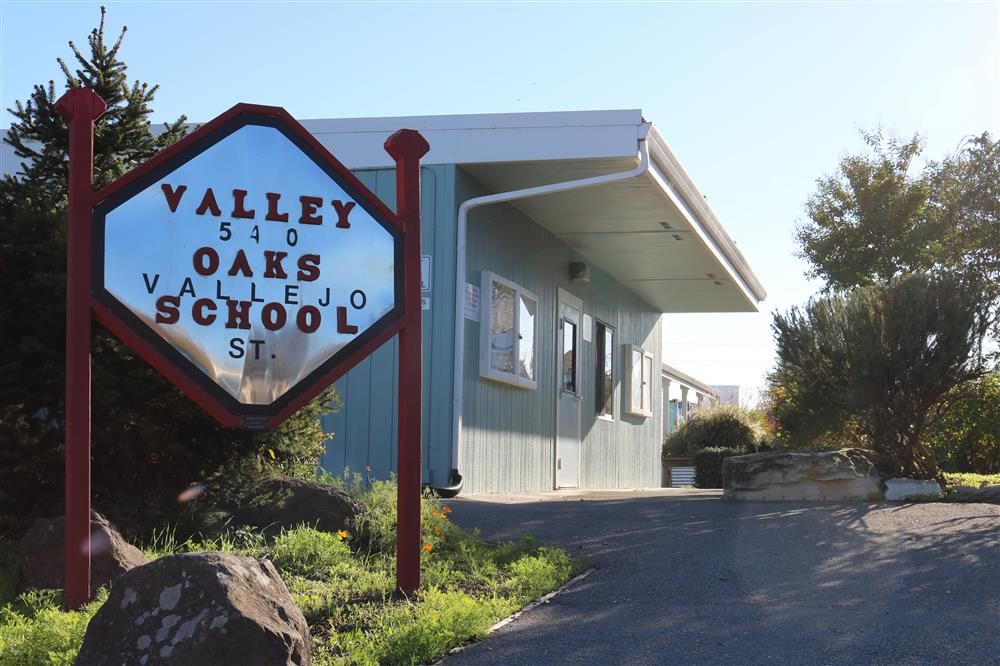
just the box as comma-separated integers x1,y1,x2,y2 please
446,490,1000,665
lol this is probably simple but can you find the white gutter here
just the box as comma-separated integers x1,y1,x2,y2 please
447,123,652,487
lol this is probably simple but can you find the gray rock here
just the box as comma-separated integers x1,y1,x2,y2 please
884,478,942,500
233,475,362,536
18,510,148,594
76,551,310,665
723,449,883,501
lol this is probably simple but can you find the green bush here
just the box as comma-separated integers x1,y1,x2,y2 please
769,272,989,480
663,405,766,458
942,472,1000,489
0,589,106,665
694,446,749,488
269,527,351,580
927,373,1000,474
503,547,574,603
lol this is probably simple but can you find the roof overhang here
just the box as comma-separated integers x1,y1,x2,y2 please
300,109,765,314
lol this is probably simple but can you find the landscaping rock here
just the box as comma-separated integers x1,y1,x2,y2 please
884,478,942,501
18,510,148,594
948,484,1000,504
76,551,310,666
723,448,883,501
233,475,362,536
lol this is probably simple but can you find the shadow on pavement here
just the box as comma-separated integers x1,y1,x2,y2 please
445,495,999,665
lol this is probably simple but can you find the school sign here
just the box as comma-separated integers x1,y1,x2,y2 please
57,90,428,608
93,105,408,429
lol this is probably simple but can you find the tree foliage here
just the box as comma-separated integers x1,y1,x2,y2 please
769,272,988,480
797,130,999,340
0,8,337,532
926,372,1000,474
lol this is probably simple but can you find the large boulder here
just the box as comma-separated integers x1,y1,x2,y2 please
233,476,362,536
76,552,310,665
18,510,148,594
723,449,883,501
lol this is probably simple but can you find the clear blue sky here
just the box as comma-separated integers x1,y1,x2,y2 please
2,1,998,402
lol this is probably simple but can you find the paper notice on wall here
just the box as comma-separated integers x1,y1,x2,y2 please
421,296,431,311
582,314,593,342
420,256,432,292
464,283,480,321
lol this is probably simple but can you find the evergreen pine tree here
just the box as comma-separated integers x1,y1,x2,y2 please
0,8,336,533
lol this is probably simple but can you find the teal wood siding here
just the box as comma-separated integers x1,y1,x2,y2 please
457,169,663,494
319,166,457,486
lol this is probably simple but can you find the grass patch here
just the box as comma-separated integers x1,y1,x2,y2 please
942,472,1000,489
0,589,106,665
0,479,585,665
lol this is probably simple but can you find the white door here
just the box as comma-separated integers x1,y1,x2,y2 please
556,289,582,488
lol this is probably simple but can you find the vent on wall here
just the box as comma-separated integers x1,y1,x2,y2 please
659,221,673,230
672,234,683,241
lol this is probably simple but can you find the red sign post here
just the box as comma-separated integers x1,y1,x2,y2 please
57,89,429,608
385,131,430,593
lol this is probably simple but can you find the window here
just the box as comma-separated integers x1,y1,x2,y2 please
561,318,577,393
480,271,537,389
625,344,654,418
595,322,614,419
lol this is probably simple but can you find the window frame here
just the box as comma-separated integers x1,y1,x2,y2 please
479,271,538,390
595,321,615,421
625,343,655,418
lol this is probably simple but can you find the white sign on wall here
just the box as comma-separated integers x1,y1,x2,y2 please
420,255,431,292
464,283,480,322
582,314,593,342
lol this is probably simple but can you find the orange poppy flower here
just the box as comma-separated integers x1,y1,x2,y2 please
422,544,433,552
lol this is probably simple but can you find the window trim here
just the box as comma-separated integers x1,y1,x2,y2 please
625,344,654,418
595,321,615,421
479,271,538,389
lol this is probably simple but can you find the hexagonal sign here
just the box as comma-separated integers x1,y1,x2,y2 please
91,105,404,430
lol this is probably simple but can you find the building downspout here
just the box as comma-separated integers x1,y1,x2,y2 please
435,123,652,497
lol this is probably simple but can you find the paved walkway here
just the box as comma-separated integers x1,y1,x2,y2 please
446,491,1000,665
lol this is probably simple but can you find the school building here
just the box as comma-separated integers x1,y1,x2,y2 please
290,109,765,495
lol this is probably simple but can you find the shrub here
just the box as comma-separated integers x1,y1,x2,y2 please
769,271,989,479
269,527,351,580
0,589,107,665
694,446,749,488
942,472,1000,489
926,373,1000,474
503,547,574,603
663,405,767,458
349,477,457,556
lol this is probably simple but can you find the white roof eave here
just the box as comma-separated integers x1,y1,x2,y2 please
645,126,767,303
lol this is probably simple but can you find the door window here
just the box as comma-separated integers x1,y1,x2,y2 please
561,318,577,393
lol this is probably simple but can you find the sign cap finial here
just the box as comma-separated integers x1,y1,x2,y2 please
384,129,430,162
55,88,108,123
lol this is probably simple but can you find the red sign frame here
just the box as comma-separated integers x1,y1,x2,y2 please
57,90,429,608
